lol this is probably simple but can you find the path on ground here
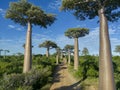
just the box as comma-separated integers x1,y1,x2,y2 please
50,63,81,90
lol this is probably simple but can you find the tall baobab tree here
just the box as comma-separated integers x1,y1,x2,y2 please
64,44,74,64
0,49,3,56
82,47,89,56
6,0,56,73
61,0,120,89
4,50,10,59
114,45,120,55
65,28,89,70
55,46,61,65
60,49,64,60
39,40,57,57
22,44,33,49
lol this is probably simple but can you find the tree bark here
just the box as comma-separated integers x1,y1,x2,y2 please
74,38,79,70
46,48,49,57
98,7,116,90
68,50,71,64
23,21,32,73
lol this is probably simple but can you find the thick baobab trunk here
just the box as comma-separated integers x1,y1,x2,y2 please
98,7,116,90
23,21,32,73
74,38,79,70
68,50,71,64
46,48,49,57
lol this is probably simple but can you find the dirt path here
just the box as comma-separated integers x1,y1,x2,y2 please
50,63,81,90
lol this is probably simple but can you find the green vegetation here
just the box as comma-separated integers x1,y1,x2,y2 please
0,55,56,90
68,55,120,90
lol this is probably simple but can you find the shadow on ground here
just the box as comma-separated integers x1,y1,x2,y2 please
54,80,83,90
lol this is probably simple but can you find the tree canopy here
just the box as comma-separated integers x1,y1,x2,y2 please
114,45,120,54
65,28,89,38
6,0,56,27
82,47,89,55
61,0,120,22
64,44,74,52
39,40,57,49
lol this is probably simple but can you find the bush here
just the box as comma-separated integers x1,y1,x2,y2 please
0,66,53,90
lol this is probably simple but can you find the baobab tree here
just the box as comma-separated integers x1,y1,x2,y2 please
61,0,120,90
60,49,64,60
6,0,56,73
114,45,120,55
4,50,10,59
39,40,57,57
0,49,3,56
22,44,33,49
65,28,89,70
82,47,89,56
64,44,74,64
55,46,61,65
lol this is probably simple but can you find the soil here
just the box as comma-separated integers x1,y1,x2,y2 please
50,62,81,90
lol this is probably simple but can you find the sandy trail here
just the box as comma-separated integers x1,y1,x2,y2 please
50,63,81,90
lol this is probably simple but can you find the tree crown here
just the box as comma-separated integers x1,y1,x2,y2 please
6,0,56,27
64,44,74,51
82,47,89,55
39,40,57,49
65,27,89,38
114,45,120,53
61,0,120,22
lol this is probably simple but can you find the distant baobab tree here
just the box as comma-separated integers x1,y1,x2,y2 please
114,45,120,55
0,49,3,56
39,40,57,57
64,44,74,64
65,28,89,70
4,50,10,59
55,46,61,65
82,47,89,56
6,0,56,73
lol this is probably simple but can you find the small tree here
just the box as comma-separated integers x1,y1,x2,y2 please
65,28,89,70
82,47,89,56
114,45,120,55
4,50,10,59
55,46,61,65
39,40,57,57
6,0,56,73
64,44,74,64
0,49,3,56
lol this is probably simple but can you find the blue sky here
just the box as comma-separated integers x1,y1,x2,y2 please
0,0,120,55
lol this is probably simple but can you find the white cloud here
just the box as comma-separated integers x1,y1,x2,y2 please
0,8,3,12
0,8,6,17
0,39,13,42
48,0,61,10
8,25,15,28
8,24,24,31
1,25,120,55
